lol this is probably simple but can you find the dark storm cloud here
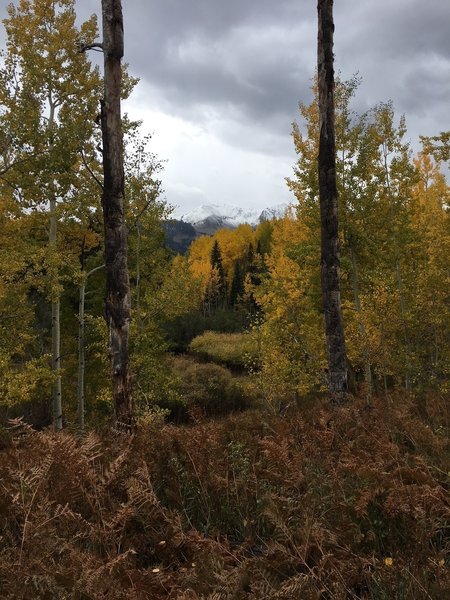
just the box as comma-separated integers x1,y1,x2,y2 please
1,0,448,155
122,0,316,128
335,0,450,125
1,0,448,211
117,0,449,146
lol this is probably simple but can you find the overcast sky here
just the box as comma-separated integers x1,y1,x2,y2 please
3,1,450,215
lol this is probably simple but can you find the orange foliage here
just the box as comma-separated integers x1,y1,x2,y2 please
215,224,256,282
0,392,448,598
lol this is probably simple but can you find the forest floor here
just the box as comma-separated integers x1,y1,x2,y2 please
0,391,449,599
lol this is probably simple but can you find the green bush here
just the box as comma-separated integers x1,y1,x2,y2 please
189,331,260,371
170,356,249,416
163,308,246,351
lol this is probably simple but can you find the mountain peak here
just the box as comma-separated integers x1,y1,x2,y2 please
178,202,289,234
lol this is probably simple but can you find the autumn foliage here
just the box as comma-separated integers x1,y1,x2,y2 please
1,3,449,598
0,392,448,599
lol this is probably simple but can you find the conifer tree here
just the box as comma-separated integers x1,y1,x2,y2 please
229,261,244,307
207,239,227,310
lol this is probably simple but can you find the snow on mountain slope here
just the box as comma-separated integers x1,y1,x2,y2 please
179,202,289,231
258,203,290,222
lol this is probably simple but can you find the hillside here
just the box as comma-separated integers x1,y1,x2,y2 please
163,219,199,254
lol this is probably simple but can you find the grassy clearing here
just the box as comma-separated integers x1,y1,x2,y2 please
188,330,260,371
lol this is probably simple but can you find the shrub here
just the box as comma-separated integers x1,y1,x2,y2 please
0,393,448,599
170,356,249,416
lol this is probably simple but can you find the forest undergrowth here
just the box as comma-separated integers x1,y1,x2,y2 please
0,392,448,599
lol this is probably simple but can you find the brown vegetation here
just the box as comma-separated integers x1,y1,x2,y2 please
0,392,448,599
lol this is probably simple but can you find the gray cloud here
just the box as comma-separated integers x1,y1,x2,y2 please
3,0,449,134
335,0,450,127
124,4,315,129
5,0,448,139
121,0,450,147
1,0,448,210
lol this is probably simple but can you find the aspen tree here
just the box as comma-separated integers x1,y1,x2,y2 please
100,0,133,430
1,0,101,428
317,0,348,396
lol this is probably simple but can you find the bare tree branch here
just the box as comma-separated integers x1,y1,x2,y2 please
80,148,103,190
77,41,104,53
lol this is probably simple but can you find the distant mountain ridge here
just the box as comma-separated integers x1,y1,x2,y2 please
178,202,288,234
164,203,289,253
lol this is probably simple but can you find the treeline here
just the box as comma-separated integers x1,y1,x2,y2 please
164,77,450,410
0,2,448,429
0,0,170,426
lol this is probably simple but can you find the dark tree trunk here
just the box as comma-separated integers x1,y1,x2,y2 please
101,0,133,430
317,0,348,397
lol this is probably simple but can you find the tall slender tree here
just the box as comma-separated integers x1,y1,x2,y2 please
317,0,348,396
229,261,244,307
100,0,133,430
1,0,101,428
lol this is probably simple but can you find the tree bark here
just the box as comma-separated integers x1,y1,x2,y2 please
381,142,412,391
101,0,133,430
50,260,62,430
396,258,411,390
317,0,348,397
135,220,143,333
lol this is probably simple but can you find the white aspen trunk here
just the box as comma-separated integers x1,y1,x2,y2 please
396,259,411,390
77,264,104,431
77,280,86,430
47,99,63,430
382,142,412,391
135,221,143,333
49,191,62,430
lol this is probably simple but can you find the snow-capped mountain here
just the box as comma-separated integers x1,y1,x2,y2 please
258,204,291,223
164,203,291,253
178,203,289,234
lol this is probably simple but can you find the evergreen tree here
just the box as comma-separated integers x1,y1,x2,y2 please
229,261,244,307
206,239,227,310
245,242,262,287
237,243,260,317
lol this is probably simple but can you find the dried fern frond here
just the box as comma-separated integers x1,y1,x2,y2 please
7,417,36,443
